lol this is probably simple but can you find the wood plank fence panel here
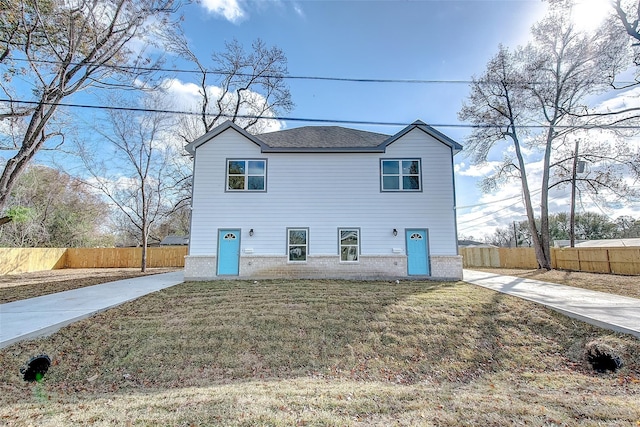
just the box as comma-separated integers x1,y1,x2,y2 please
577,248,611,274
499,247,537,269
461,246,639,275
0,247,188,275
65,247,188,268
0,248,67,275
607,248,640,275
553,249,581,271
461,247,500,268
147,246,188,268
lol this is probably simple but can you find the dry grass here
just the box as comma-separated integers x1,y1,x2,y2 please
0,268,180,304
472,268,640,299
1,279,639,426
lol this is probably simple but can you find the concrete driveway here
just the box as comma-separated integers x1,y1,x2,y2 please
463,269,640,338
0,271,184,349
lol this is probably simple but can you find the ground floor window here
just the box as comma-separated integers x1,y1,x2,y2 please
339,228,359,262
287,228,308,262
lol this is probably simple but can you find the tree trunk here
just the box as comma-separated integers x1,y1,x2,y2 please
141,219,148,273
508,110,548,270
537,126,556,270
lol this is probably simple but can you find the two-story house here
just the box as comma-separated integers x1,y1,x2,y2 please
184,120,463,281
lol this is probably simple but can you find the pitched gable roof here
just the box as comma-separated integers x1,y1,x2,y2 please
185,120,463,155
387,120,463,153
258,126,390,151
184,121,267,155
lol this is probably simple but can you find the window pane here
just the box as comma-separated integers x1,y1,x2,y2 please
289,246,306,261
340,246,358,261
228,176,245,190
403,176,420,190
289,230,307,244
247,176,264,190
248,160,265,174
341,246,358,261
340,230,358,245
228,161,245,174
383,176,399,190
382,160,399,174
402,160,419,175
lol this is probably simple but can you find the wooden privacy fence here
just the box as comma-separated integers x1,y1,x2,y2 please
460,247,640,275
0,246,188,275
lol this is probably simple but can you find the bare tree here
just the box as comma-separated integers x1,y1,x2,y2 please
459,3,632,269
79,93,179,271
612,0,640,49
165,36,294,210
0,0,181,214
169,36,294,142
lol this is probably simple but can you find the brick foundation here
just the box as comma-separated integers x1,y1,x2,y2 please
185,254,462,281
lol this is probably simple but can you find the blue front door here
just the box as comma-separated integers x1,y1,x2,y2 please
217,229,240,275
406,229,429,275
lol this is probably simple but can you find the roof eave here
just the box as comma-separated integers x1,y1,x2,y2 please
378,120,463,154
184,121,268,154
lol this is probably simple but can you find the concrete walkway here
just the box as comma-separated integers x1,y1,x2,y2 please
0,271,184,349
463,269,640,338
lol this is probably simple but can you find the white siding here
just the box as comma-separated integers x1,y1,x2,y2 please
189,127,458,259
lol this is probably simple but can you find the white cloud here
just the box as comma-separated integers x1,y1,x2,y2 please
161,78,285,135
455,161,501,178
198,0,305,23
596,86,640,112
200,0,246,23
292,2,305,18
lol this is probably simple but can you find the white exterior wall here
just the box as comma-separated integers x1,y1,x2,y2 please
186,127,462,280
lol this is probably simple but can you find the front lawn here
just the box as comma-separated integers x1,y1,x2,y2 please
1,280,638,425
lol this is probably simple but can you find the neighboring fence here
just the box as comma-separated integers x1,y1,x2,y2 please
66,247,188,268
460,247,640,275
0,246,188,275
0,248,67,275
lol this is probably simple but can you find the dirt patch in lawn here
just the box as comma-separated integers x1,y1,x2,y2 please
470,268,640,299
0,268,180,304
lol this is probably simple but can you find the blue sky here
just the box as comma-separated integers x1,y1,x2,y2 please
180,0,544,139
171,0,638,240
174,0,547,239
8,0,633,240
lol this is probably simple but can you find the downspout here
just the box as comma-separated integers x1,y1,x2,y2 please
187,152,196,257
451,145,460,256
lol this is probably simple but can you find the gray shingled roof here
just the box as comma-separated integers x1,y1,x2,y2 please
160,235,189,245
258,126,390,149
185,120,463,155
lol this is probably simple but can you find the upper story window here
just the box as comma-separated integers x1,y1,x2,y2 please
381,159,421,191
227,159,266,191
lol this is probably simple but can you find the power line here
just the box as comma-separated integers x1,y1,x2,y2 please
7,58,639,87
3,98,640,130
456,189,542,210
6,58,474,85
457,192,568,232
457,198,527,227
